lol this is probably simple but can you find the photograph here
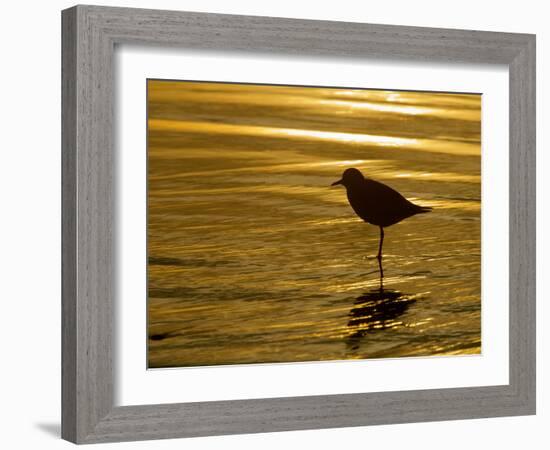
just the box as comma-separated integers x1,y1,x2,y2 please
146,79,482,368
1,1,541,447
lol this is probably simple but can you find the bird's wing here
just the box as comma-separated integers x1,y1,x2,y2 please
363,177,412,208
360,177,422,226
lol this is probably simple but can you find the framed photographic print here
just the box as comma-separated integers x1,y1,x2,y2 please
62,5,536,444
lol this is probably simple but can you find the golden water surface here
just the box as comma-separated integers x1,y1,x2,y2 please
147,80,481,368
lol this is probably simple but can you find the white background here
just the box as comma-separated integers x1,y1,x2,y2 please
0,1,545,449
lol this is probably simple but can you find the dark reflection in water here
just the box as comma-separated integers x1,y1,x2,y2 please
346,286,417,355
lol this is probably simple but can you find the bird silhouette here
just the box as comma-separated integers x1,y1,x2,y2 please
331,167,432,278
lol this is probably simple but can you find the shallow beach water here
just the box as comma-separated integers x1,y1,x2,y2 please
147,80,481,368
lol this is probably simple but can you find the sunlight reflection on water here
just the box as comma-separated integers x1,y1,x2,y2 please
147,80,481,368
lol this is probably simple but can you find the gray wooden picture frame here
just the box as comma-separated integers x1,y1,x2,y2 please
61,4,536,444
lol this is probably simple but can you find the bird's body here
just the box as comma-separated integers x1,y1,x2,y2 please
331,168,431,278
345,176,431,227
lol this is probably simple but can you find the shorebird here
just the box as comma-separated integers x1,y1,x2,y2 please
331,167,432,278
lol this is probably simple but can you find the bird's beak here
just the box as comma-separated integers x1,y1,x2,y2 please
331,179,342,187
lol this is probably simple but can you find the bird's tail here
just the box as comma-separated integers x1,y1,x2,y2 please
416,205,433,214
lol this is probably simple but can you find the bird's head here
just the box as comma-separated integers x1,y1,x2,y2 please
331,168,365,188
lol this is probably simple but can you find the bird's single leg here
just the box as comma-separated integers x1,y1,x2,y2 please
377,226,384,279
